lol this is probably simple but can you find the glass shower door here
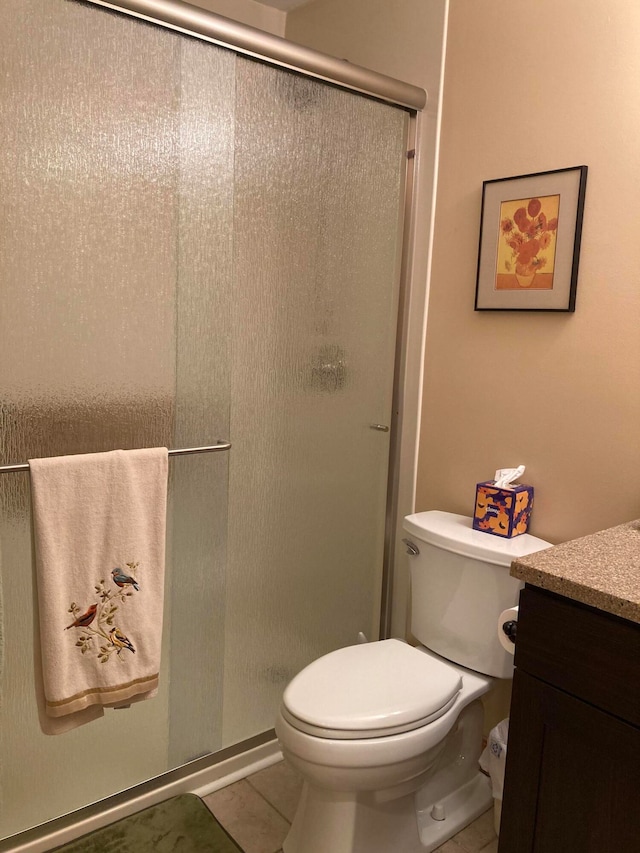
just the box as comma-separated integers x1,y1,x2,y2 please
0,0,408,841
222,61,407,741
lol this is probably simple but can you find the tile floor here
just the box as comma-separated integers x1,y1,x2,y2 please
204,759,498,853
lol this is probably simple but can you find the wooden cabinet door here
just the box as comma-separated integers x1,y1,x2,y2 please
498,670,640,853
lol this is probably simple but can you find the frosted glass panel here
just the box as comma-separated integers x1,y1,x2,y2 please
223,62,407,741
0,0,180,837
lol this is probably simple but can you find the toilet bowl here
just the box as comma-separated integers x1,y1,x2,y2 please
276,511,551,853
276,640,493,853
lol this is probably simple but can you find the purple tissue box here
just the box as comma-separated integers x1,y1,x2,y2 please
472,481,534,538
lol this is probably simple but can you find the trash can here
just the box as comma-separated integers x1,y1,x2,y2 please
479,718,509,835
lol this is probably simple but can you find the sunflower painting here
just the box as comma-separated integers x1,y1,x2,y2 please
475,166,587,312
495,194,559,290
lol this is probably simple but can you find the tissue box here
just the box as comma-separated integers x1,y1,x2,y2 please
473,482,534,538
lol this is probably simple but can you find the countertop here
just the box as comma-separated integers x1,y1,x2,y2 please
511,519,640,624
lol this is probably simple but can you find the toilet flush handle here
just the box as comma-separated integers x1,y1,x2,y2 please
402,538,420,556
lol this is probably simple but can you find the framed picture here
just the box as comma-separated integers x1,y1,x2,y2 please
475,165,588,311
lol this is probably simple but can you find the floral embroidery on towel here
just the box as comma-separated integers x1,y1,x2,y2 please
65,561,140,664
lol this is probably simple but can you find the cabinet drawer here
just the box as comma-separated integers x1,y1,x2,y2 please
515,586,640,726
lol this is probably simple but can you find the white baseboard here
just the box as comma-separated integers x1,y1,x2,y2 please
190,740,283,797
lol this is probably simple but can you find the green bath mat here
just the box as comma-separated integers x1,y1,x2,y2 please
52,794,242,853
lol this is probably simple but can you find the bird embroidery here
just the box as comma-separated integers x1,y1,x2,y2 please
111,567,139,591
109,627,136,655
66,566,141,662
65,603,98,630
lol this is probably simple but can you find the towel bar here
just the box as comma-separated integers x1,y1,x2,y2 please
0,442,232,474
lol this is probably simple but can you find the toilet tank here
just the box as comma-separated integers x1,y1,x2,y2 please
402,511,551,678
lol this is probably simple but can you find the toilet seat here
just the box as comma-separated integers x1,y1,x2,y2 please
280,693,459,739
281,639,462,740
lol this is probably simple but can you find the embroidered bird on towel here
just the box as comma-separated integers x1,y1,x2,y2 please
109,627,136,655
65,603,98,630
111,567,139,591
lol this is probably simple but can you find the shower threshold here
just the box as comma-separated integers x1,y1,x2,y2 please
0,732,280,853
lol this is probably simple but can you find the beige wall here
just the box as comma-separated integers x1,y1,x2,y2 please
419,0,640,545
289,0,640,547
286,0,444,88
191,0,285,35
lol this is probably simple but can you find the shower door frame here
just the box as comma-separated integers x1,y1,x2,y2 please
0,2,427,848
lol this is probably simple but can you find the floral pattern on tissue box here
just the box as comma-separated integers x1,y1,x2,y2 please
472,482,534,538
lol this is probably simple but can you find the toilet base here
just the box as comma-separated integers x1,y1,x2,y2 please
416,771,492,851
282,771,492,853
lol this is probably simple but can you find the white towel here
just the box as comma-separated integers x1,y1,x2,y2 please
29,448,168,732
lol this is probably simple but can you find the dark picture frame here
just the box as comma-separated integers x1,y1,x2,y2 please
475,166,588,311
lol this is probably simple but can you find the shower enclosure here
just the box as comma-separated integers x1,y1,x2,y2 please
0,0,420,842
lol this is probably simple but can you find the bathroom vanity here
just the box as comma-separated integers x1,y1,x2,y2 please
498,520,640,853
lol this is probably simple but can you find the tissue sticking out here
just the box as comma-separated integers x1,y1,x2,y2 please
493,465,525,489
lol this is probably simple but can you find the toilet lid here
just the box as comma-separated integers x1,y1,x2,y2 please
282,640,462,739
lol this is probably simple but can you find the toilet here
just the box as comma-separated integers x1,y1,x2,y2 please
275,511,550,853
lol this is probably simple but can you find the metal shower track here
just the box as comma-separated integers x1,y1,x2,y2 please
83,0,427,110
